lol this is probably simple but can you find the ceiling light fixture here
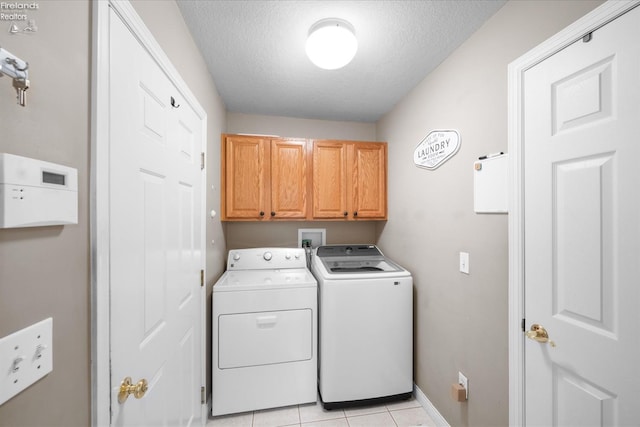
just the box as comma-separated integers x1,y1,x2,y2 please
306,18,358,70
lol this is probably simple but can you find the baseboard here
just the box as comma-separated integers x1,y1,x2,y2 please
413,383,450,427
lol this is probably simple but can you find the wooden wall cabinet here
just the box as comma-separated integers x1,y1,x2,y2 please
222,134,308,220
312,140,387,220
222,135,387,221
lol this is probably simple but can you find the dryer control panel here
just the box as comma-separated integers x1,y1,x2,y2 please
227,247,305,270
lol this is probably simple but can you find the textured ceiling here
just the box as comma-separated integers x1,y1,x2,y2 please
176,0,506,123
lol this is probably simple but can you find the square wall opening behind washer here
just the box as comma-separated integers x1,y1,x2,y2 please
298,228,326,248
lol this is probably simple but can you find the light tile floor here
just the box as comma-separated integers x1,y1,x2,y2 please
207,396,437,427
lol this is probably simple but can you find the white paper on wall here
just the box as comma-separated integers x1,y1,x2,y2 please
474,153,508,213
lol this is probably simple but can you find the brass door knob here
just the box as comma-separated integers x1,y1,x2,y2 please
525,324,556,347
118,376,148,403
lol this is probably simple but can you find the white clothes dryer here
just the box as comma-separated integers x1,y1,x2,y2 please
310,244,413,409
211,247,317,416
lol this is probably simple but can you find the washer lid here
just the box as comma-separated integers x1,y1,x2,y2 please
311,246,411,280
316,244,381,258
325,258,401,273
318,256,407,274
213,268,317,292
314,245,405,274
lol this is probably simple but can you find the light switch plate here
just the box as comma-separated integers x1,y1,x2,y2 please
0,318,53,405
459,252,470,274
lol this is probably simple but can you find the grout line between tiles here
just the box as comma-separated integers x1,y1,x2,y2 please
210,398,432,427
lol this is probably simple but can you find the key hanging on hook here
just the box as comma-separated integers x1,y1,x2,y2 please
13,77,29,107
0,47,30,107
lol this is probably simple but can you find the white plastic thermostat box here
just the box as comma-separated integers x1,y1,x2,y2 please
0,153,78,228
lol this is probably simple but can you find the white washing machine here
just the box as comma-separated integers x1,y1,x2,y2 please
310,244,413,409
211,247,317,416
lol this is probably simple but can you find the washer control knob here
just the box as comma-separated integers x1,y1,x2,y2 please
285,253,291,260
233,253,240,261
263,251,272,261
295,253,301,259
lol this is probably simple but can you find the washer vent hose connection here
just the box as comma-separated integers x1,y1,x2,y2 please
303,240,313,269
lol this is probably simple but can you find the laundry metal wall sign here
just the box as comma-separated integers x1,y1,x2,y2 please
413,130,460,170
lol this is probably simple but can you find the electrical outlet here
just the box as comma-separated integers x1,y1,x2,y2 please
458,371,469,399
459,252,469,274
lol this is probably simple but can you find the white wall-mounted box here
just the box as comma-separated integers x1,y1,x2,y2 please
0,153,78,228
474,153,508,213
298,228,326,248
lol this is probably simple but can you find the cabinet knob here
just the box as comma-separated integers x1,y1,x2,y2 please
353,211,358,217
271,211,276,216
343,211,348,216
259,211,265,217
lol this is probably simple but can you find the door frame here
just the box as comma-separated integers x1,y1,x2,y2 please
90,1,208,425
507,1,638,425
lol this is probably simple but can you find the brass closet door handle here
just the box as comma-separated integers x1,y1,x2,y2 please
525,323,556,347
118,376,149,403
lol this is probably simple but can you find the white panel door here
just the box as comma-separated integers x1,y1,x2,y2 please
109,9,203,426
523,6,640,425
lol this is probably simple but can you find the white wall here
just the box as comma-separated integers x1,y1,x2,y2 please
376,1,602,425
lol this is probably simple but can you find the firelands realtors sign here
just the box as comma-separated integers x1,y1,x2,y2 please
1,2,38,20
1,2,38,34
413,130,460,170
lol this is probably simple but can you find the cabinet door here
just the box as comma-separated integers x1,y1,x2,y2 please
271,139,308,219
351,143,387,219
312,141,349,219
223,135,269,219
